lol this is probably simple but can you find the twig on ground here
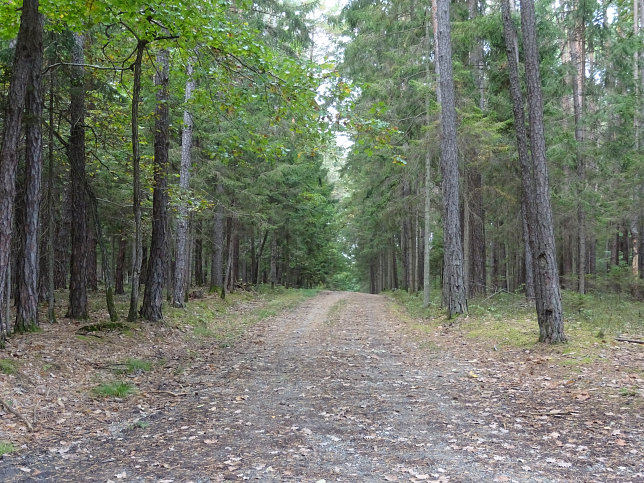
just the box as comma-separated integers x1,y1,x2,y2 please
615,337,644,345
149,390,188,397
0,398,34,431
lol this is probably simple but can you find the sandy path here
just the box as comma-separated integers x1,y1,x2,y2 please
0,291,640,482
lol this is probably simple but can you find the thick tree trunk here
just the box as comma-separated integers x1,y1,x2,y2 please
437,0,467,317
66,33,89,319
141,49,170,322
127,40,147,322
0,0,43,334
15,9,44,332
172,62,195,307
517,0,566,342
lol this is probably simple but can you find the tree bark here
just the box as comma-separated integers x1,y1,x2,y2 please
172,61,195,307
210,189,225,291
141,49,170,322
194,218,203,286
521,198,535,299
15,6,44,332
65,33,89,319
46,65,57,323
508,0,566,342
569,23,586,294
127,40,147,322
115,235,127,295
437,0,467,317
270,233,277,289
0,0,43,334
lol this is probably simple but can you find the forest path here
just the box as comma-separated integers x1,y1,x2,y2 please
0,291,641,482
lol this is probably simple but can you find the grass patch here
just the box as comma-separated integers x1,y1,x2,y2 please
0,358,17,375
0,441,15,456
388,288,644,382
560,355,595,366
166,286,320,346
562,290,643,337
92,381,137,398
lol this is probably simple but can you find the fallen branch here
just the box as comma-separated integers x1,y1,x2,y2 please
149,390,188,397
532,410,578,417
0,398,34,432
615,337,644,345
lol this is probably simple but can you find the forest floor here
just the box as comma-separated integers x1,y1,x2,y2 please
0,289,643,482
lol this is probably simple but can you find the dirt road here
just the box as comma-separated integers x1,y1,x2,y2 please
0,291,642,481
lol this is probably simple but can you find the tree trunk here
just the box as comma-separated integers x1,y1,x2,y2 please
127,40,147,322
270,233,277,289
256,230,268,285
521,198,535,299
87,224,98,291
54,189,71,289
423,146,432,307
66,32,89,319
570,25,586,294
437,0,467,317
210,188,225,291
172,61,195,307
517,0,566,342
87,186,117,321
194,218,203,286
0,0,43,334
115,235,127,295
46,66,57,323
15,7,44,332
141,49,170,322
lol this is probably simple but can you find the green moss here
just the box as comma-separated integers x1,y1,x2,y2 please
0,358,17,375
0,441,15,456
